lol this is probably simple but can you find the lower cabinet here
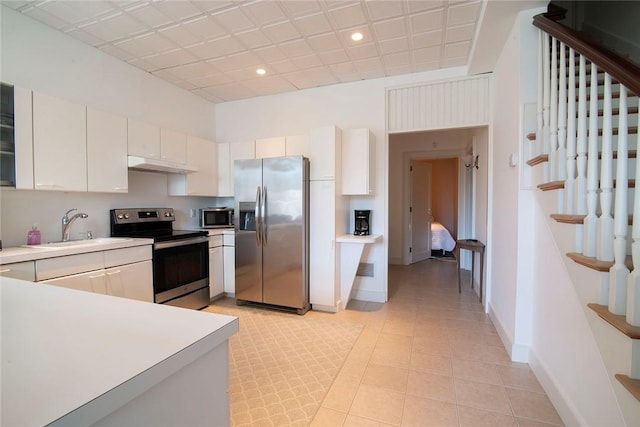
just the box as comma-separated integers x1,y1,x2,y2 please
209,236,224,300
41,269,104,293
223,234,235,295
0,260,35,281
105,261,153,302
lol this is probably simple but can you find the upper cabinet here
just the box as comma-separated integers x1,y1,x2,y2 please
168,135,217,196
87,107,128,193
160,128,187,164
309,125,342,181
1,84,33,190
255,136,285,159
127,118,160,159
285,134,310,157
32,92,87,192
342,128,375,196
217,141,255,197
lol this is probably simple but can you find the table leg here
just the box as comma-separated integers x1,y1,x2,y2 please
470,252,475,290
479,252,484,303
456,247,461,294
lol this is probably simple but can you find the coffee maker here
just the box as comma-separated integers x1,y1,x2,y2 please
354,210,371,236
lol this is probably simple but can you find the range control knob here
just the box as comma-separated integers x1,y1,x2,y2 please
117,213,124,220
164,211,173,217
124,213,130,219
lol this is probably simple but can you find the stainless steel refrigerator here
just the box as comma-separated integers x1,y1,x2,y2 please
234,155,310,314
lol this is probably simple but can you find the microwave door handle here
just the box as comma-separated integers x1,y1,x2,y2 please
262,186,267,247
255,186,261,246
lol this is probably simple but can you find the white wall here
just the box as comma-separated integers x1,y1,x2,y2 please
0,6,220,247
490,8,624,425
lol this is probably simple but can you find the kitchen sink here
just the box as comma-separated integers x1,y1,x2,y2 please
22,237,134,249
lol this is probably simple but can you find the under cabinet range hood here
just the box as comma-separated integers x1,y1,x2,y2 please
127,156,198,174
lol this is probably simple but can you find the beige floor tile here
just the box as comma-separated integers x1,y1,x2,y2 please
401,395,458,427
370,334,414,368
516,417,565,427
457,405,517,427
409,351,452,376
344,414,397,426
496,366,545,393
412,334,451,356
451,358,501,385
506,387,563,425
362,363,409,393
311,407,347,427
382,319,416,337
406,370,456,403
350,384,406,425
454,378,512,415
322,374,360,413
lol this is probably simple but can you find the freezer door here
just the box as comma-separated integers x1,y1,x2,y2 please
262,156,309,309
234,158,263,303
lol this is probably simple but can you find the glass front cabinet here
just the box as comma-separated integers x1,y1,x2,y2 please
0,83,16,187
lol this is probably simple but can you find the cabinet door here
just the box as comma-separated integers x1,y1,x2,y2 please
227,141,255,195
169,135,217,196
255,136,285,159
87,107,128,193
210,246,224,299
285,134,310,157
160,128,186,164
309,180,337,307
0,261,35,281
309,125,341,181
14,86,34,190
41,269,106,294
223,245,235,294
128,118,160,158
342,128,374,195
32,92,87,191
217,142,231,196
105,260,153,302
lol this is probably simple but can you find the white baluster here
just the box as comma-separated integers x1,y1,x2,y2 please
599,74,614,262
542,33,551,183
583,63,599,258
536,30,544,158
611,85,629,315
575,55,588,254
565,47,577,215
557,42,567,214
549,37,559,184
628,94,640,326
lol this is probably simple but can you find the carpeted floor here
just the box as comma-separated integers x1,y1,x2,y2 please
204,300,363,427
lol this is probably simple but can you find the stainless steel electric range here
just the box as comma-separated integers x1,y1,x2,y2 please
110,208,209,310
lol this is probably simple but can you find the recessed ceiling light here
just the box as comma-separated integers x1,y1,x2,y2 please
351,32,363,42
256,68,266,75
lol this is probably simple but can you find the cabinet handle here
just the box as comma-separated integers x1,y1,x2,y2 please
89,273,106,279
106,270,121,276
0,269,11,273
114,187,127,191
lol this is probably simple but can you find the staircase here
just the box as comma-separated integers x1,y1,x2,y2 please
529,5,640,421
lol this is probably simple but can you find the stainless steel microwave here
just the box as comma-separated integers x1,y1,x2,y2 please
200,207,234,228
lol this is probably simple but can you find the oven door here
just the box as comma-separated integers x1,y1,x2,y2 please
153,236,209,304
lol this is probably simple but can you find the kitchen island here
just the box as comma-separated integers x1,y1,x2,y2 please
1,277,238,427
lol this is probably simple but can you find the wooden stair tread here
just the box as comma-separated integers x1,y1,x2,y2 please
527,154,548,166
550,214,585,224
568,252,633,272
526,128,638,141
615,375,640,401
538,179,635,191
577,107,640,118
588,303,640,339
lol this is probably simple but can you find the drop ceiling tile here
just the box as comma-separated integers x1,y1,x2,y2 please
151,1,203,22
143,48,199,70
383,51,411,68
365,0,406,21
379,37,409,55
293,13,333,37
169,61,221,80
126,3,174,29
212,51,262,72
223,67,264,82
414,45,441,62
189,73,233,89
354,57,384,73
413,29,443,48
65,27,106,47
447,1,482,26
234,29,273,49
205,36,246,56
284,67,338,90
338,27,374,47
191,1,235,14
358,68,385,79
280,0,323,18
99,43,137,63
262,21,301,44
407,1,445,13
115,32,174,57
241,75,297,96
385,64,413,76
347,43,380,61
152,68,181,82
170,79,198,91
126,57,158,73
415,60,441,72
184,41,224,60
211,6,255,33
443,56,467,67
181,15,228,42
278,39,313,58
373,17,408,40
307,33,343,53
445,23,476,44
241,1,288,27
318,49,351,65
40,1,116,26
254,45,288,63
266,59,298,74
443,41,470,59
159,24,202,47
410,9,444,32
329,61,358,77
191,88,224,103
326,3,367,30
81,13,149,42
202,82,256,102
290,54,324,70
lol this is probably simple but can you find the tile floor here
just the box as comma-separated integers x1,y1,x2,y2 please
305,259,564,426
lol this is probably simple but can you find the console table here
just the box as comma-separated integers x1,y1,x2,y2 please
456,239,485,302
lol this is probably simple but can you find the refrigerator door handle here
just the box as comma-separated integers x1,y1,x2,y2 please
262,185,268,246
255,186,262,246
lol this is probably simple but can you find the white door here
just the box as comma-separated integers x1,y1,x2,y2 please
410,160,432,264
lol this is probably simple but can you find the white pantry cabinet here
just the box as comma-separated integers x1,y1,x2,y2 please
32,92,87,192
87,107,128,193
217,141,255,196
168,135,217,196
285,134,310,157
128,118,160,159
255,136,285,158
309,125,342,181
342,128,374,195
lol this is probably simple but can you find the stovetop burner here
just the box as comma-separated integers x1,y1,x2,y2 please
110,208,207,241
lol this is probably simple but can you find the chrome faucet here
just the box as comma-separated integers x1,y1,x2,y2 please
62,208,89,242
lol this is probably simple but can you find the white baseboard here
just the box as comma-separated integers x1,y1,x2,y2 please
311,303,339,313
488,303,529,363
352,289,386,303
388,256,403,265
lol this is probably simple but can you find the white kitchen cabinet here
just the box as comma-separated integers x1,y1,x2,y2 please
209,235,224,300
128,118,160,159
309,125,342,181
160,128,187,164
168,135,217,196
13,86,34,190
255,136,285,158
36,252,104,281
87,107,128,193
32,91,87,192
342,128,375,195
105,260,153,302
0,261,35,281
285,134,310,157
42,268,106,293
223,234,235,295
217,141,255,196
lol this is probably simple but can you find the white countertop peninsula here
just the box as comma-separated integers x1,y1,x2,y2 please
1,277,238,427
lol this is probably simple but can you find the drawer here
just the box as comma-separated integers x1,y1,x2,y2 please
104,245,152,268
0,261,36,281
223,234,234,246
36,252,104,281
209,235,223,248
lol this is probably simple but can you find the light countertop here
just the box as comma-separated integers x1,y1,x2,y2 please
1,277,239,427
336,234,381,244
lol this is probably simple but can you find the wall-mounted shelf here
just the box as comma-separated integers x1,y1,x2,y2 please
337,234,381,309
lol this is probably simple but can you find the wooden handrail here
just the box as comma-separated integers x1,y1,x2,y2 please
533,9,640,96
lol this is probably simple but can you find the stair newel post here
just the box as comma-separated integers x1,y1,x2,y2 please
599,73,614,263
542,32,551,183
557,41,568,215
628,92,640,326
565,47,576,216
610,84,629,315
575,54,588,254
584,63,600,258
549,37,559,185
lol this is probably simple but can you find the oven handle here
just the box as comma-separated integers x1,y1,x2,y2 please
154,236,209,250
